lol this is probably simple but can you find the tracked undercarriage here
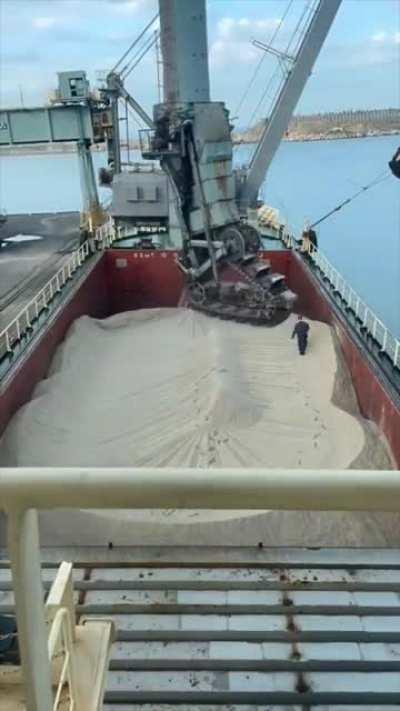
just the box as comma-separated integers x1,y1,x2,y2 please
180,222,296,325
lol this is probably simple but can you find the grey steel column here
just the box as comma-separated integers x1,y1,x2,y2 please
159,0,210,103
77,141,100,214
110,95,121,174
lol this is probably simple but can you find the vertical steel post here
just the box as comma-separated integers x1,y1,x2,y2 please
159,0,210,103
110,93,121,174
77,141,100,214
155,30,163,103
7,508,53,711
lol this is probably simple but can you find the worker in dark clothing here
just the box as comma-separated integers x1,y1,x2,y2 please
307,228,318,251
291,316,310,355
301,227,318,255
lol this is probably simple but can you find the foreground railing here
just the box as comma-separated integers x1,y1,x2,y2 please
47,608,77,710
0,218,117,367
1,466,399,711
281,232,400,369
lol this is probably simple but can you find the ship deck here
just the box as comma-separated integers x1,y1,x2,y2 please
0,211,80,330
1,545,400,708
0,234,399,707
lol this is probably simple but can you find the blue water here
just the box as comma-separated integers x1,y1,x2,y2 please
1,136,399,336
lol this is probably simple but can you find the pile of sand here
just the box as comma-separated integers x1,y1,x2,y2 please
2,307,398,547
0,308,365,469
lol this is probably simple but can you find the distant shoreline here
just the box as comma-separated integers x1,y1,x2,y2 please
1,131,398,157
233,130,400,146
0,143,107,157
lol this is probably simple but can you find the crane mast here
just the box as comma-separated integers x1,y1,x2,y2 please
138,0,297,324
160,0,210,103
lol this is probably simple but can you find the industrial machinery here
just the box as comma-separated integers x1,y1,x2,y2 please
138,0,341,323
0,71,111,234
0,0,341,321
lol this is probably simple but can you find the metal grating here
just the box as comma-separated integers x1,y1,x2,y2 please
3,547,400,708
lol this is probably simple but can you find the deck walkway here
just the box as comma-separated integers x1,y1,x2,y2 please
0,212,80,330
1,545,400,708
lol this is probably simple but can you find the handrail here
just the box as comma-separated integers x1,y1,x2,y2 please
1,467,399,512
3,465,399,711
48,607,78,711
281,232,400,370
0,218,117,365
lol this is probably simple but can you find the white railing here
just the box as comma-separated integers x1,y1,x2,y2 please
281,232,400,370
2,465,400,711
2,466,400,511
94,215,118,248
0,218,117,366
48,608,77,711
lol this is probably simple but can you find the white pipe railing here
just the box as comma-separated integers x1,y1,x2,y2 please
1,465,399,711
0,218,117,365
281,232,400,370
1,467,400,513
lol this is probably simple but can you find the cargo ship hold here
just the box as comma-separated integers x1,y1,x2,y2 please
0,0,400,708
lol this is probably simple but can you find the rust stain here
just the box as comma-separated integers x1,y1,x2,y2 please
78,566,91,609
282,589,311,697
216,173,228,197
296,672,310,694
283,590,298,634
282,595,294,607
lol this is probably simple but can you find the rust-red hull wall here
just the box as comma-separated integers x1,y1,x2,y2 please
337,328,400,466
106,250,184,312
0,258,109,437
286,252,332,323
286,253,400,467
105,249,292,312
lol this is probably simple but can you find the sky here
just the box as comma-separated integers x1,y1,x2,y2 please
0,0,399,130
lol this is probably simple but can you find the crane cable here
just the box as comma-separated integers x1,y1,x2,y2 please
110,12,159,75
234,0,295,120
310,169,391,229
121,31,159,80
119,32,155,77
249,0,316,127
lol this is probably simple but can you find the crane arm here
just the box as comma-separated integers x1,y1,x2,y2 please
106,73,154,129
239,0,342,210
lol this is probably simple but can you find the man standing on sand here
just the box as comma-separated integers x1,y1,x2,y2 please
291,315,310,355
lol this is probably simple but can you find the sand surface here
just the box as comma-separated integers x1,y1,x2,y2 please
2,307,398,546
1,308,365,470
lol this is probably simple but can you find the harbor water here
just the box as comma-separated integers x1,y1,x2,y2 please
1,135,399,336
